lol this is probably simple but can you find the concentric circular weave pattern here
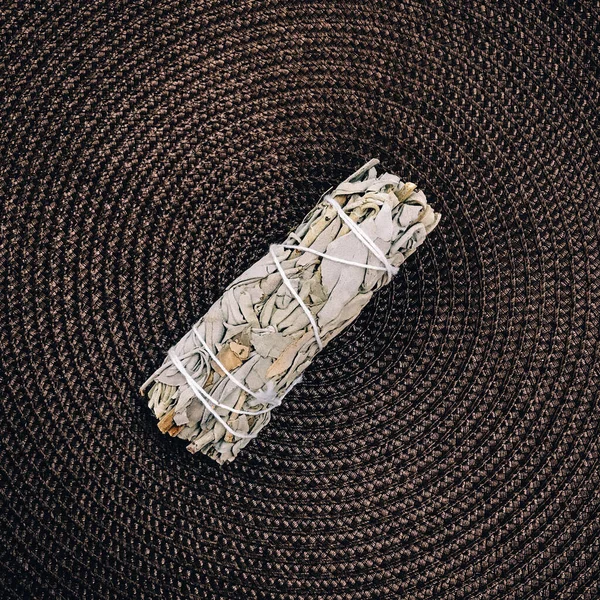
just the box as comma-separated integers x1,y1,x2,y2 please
1,1,599,598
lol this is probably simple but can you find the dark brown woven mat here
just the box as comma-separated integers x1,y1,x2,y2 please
1,2,599,599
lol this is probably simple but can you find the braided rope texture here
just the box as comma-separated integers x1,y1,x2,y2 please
0,1,599,599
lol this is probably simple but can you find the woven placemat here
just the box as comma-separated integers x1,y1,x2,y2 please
1,2,599,599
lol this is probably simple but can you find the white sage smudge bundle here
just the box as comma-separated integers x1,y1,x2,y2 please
141,159,441,463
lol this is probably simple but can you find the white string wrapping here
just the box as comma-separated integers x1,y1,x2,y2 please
167,349,258,439
142,159,442,463
324,194,399,281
